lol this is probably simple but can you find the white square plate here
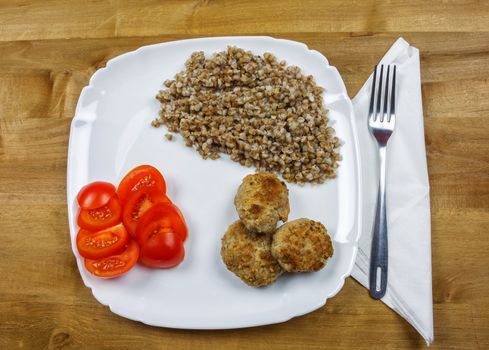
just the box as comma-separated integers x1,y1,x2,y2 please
67,36,362,329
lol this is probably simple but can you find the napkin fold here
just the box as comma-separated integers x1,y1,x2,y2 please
350,38,434,345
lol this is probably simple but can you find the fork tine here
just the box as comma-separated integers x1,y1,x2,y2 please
388,65,396,122
369,65,378,118
375,65,384,122
382,65,390,122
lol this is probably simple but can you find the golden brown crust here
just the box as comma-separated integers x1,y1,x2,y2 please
234,173,290,234
220,220,283,287
271,218,333,272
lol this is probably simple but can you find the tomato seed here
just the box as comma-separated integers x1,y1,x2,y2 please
130,175,156,193
131,194,155,220
84,236,118,248
88,205,113,220
93,258,125,271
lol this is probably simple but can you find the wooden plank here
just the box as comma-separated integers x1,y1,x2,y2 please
0,7,489,348
0,0,489,42
0,32,488,116
0,202,487,349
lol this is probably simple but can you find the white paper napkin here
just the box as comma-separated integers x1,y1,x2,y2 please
350,38,434,345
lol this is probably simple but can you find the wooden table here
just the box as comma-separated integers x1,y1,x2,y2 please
1,1,488,349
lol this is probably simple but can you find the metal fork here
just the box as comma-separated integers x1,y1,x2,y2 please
368,64,397,299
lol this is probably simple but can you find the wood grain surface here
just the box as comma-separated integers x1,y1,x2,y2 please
1,1,488,349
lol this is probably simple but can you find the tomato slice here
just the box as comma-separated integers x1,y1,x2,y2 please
76,224,129,260
117,165,166,205
122,188,172,237
77,181,116,210
78,196,122,231
140,231,185,268
84,239,139,278
136,202,188,246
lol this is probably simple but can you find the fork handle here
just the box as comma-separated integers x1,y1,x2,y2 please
369,145,388,299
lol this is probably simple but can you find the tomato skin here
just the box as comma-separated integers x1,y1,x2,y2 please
76,224,129,260
122,189,172,238
140,231,185,268
117,165,166,205
136,202,188,246
84,239,139,278
77,196,122,231
77,181,116,210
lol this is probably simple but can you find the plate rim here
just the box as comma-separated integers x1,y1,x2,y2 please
67,35,363,329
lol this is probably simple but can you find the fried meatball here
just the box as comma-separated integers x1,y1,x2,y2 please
271,218,333,272
234,173,290,234
220,220,284,287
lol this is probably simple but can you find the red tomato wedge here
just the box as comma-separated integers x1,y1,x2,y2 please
77,181,116,210
84,239,139,278
136,202,188,246
76,224,129,260
78,196,122,231
122,188,172,237
140,231,185,268
117,165,166,205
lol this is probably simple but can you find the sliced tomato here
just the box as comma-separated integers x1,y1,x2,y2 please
77,181,116,210
136,202,188,246
117,165,166,205
76,224,129,260
78,196,122,231
140,231,185,268
84,239,139,278
122,188,172,237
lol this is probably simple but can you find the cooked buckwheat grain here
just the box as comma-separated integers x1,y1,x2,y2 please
154,46,341,184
